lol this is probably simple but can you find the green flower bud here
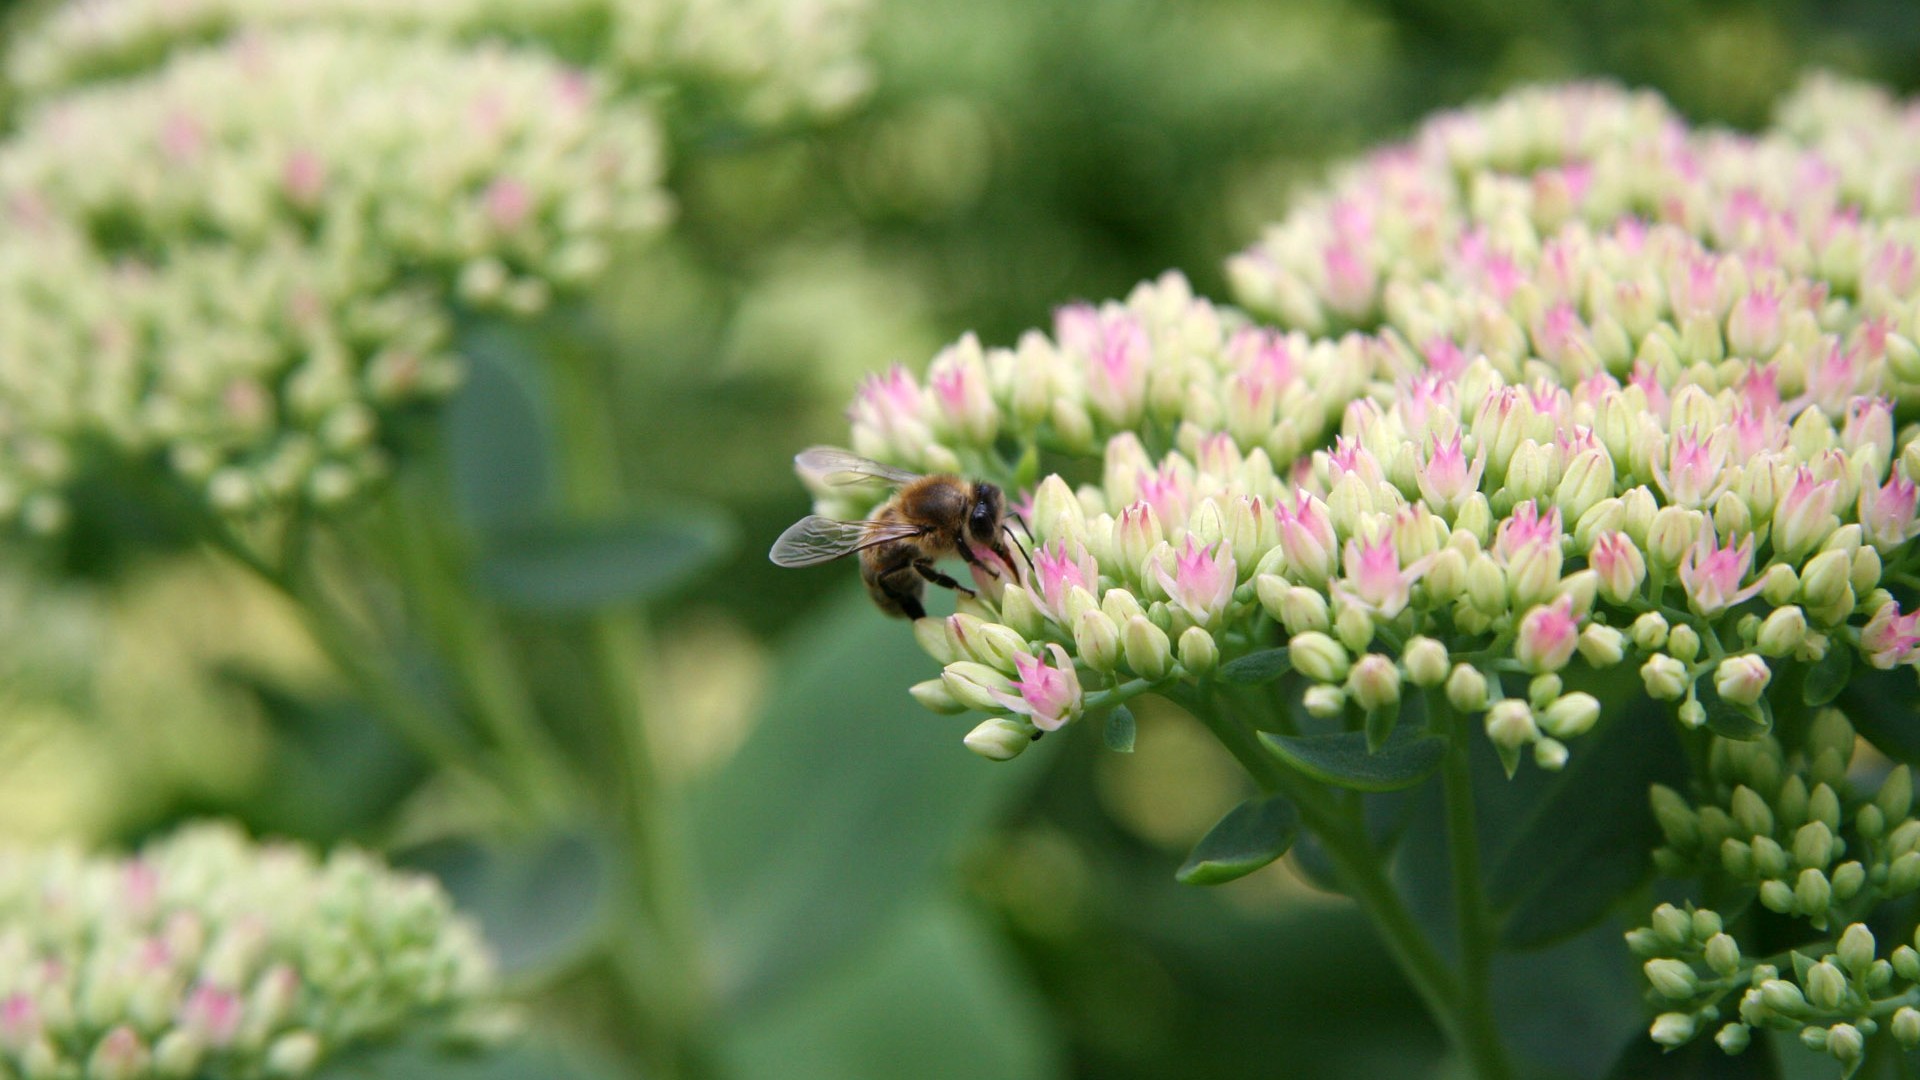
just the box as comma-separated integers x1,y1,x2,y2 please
1838,923,1877,975
1577,624,1626,667
942,662,1016,712
1853,545,1884,595
914,617,959,663
1705,933,1741,976
1650,785,1699,849
1754,606,1807,657
1123,615,1174,682
1692,908,1723,939
1799,1025,1828,1052
1808,783,1843,832
1466,552,1509,615
997,584,1046,640
1533,737,1569,770
1721,837,1754,877
1894,1007,1920,1050
1281,584,1332,635
1646,506,1700,569
1334,604,1375,653
1879,765,1914,821
1832,860,1866,901
1177,626,1219,675
1645,958,1699,1000
1759,879,1796,913
1776,775,1810,832
1666,624,1701,663
1761,563,1800,606
1455,493,1494,544
1649,1012,1696,1047
1712,489,1752,539
153,1030,204,1078
1651,903,1692,946
1103,588,1147,625
1730,785,1775,840
1075,610,1124,673
1794,820,1836,872
1302,684,1346,717
1631,611,1670,651
1801,549,1853,612
963,717,1034,761
1640,654,1690,700
1715,1023,1751,1055
1347,654,1401,710
1539,693,1600,739
1890,851,1920,894
1485,700,1538,775
1713,655,1771,706
1424,547,1468,604
1751,835,1789,879
1402,637,1450,687
264,1031,322,1077
909,678,968,714
1826,1023,1864,1066
1625,927,1665,958
1895,946,1920,983
1795,867,1833,920
1869,958,1895,992
1759,978,1807,1015
1445,664,1489,712
1289,632,1351,683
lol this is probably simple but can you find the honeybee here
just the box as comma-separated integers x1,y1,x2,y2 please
770,447,1031,619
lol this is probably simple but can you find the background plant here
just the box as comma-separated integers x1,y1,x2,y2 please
0,1,1915,1079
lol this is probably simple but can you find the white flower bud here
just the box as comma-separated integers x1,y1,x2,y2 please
963,718,1034,761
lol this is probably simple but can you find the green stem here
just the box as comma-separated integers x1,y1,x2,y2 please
1178,687,1514,1080
1436,691,1512,1080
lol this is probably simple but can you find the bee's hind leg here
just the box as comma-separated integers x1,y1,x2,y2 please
913,560,977,599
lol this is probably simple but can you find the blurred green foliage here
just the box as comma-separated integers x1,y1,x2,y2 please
0,0,1917,1077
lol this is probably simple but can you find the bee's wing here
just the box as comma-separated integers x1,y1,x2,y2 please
769,515,927,567
795,446,923,487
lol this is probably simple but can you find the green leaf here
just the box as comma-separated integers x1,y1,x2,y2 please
1486,692,1689,949
475,512,735,613
316,1039,618,1080
1216,648,1292,685
443,322,554,529
721,899,1061,1080
1262,726,1447,792
396,830,608,977
691,589,1053,1015
1103,704,1136,753
220,670,427,843
1802,645,1852,707
1839,665,1920,765
1175,795,1299,885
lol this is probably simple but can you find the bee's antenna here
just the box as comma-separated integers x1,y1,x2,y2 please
1001,521,1036,578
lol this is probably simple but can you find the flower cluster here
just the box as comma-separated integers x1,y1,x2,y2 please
0,29,667,528
7,0,873,126
1631,718,1920,1074
809,77,1920,776
0,822,503,1079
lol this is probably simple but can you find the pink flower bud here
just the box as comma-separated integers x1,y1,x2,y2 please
1337,533,1419,618
1771,467,1841,560
1859,473,1920,552
1414,432,1486,514
1863,603,1920,669
1153,537,1238,628
1514,596,1580,672
1274,493,1337,586
1589,531,1647,604
1056,304,1150,426
1114,501,1164,580
986,644,1083,732
1714,655,1773,706
927,336,1000,444
1677,530,1762,616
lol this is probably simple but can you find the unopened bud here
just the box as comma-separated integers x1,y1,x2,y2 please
1759,978,1807,1015
1715,1023,1750,1055
1879,765,1915,821
1123,615,1173,681
1793,821,1835,872
1074,610,1123,672
1302,684,1345,717
1631,611,1669,651
1705,933,1741,976
1540,693,1600,739
264,1031,322,1077
1289,632,1351,683
1649,1012,1696,1047
997,585,1045,640
1577,624,1626,667
1445,664,1489,712
1755,606,1807,657
942,662,1015,712
1838,923,1877,975
1650,785,1698,848
1645,958,1699,1000
1402,636,1450,687
1348,654,1401,710
1666,624,1701,663
1177,626,1219,675
1714,655,1772,706
910,678,967,714
1641,654,1690,700
1795,867,1833,918
1895,1007,1920,1049
1827,1023,1864,1065
963,718,1034,761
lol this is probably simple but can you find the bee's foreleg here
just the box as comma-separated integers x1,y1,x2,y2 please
954,542,1001,579
913,560,977,599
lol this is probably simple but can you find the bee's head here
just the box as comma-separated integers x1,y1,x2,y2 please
968,482,1004,544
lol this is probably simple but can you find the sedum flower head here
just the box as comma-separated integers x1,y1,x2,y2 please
0,29,668,528
809,76,1920,768
0,822,504,1079
8,0,874,127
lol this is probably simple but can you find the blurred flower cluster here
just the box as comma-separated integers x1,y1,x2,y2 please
7,0,873,126
0,26,667,530
0,823,501,1079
